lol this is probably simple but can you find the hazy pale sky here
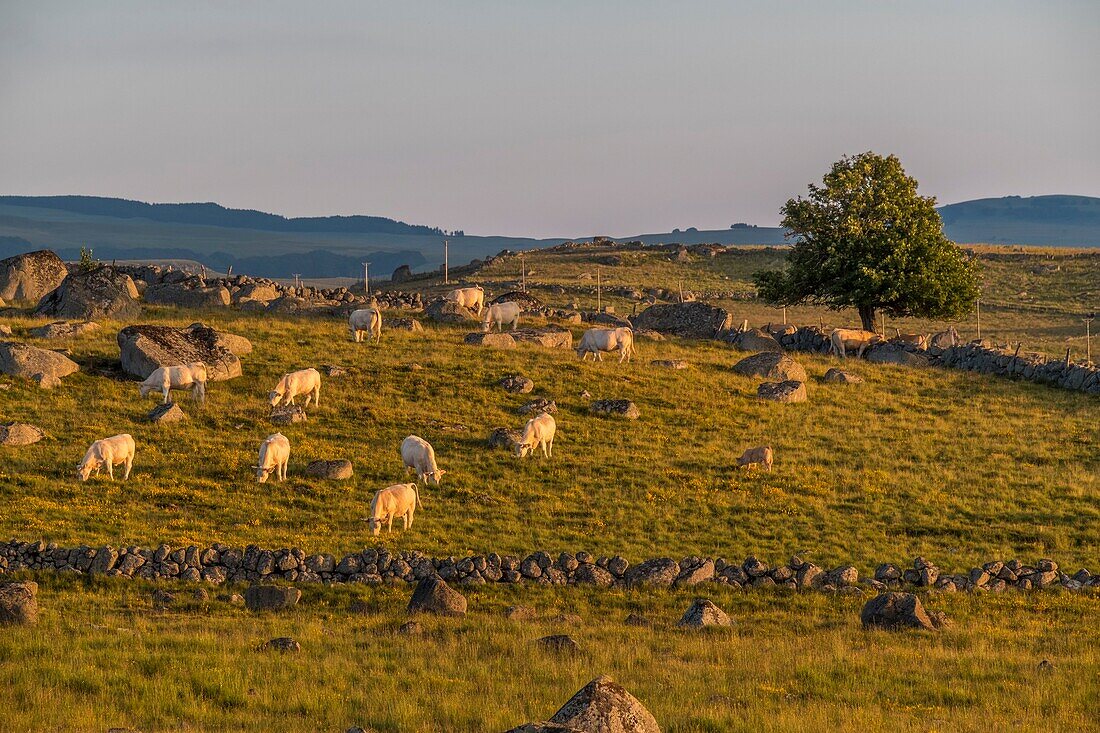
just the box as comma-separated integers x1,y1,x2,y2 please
2,1,1098,237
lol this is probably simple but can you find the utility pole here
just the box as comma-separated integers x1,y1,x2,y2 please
1085,313,1095,364
596,267,602,312
880,312,885,336
976,299,982,339
782,306,787,325
520,251,526,293
293,273,301,293
362,262,371,296
443,239,449,285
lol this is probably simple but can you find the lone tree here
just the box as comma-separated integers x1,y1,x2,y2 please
755,152,980,332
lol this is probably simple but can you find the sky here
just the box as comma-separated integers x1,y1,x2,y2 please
1,1,1098,238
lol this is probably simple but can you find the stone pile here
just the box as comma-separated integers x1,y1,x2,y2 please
938,342,1099,394
2,541,1094,595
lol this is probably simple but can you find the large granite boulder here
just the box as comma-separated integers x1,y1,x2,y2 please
623,557,679,587
0,250,68,303
631,302,733,339
184,322,252,355
35,266,141,321
117,324,242,380
732,352,807,382
0,423,47,446
0,341,80,386
548,675,661,733
860,592,936,631
677,598,732,628
232,282,280,305
0,581,38,625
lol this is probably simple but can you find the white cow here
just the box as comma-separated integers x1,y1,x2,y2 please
269,368,321,408
76,434,135,482
447,286,485,316
930,326,960,349
254,433,290,483
400,435,447,485
829,328,884,359
893,328,928,349
349,308,382,343
367,482,422,536
737,445,774,472
482,301,522,332
515,412,556,459
576,327,636,363
139,362,208,404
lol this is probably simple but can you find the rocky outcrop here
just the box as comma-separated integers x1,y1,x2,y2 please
732,352,807,382
391,265,414,283
0,250,68,303
35,266,141,321
117,324,242,381
631,301,733,339
757,380,807,403
0,423,46,446
0,341,80,387
548,676,661,733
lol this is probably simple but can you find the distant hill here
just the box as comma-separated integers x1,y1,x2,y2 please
2,193,1097,280
937,195,1100,247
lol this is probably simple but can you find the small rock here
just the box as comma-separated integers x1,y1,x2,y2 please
270,404,307,425
397,621,424,635
757,380,807,403
624,613,652,627
823,368,863,384
860,592,937,631
589,399,640,419
536,634,580,654
0,581,38,625
518,398,557,415
500,375,535,394
244,585,301,611
504,605,539,621
0,422,46,447
464,332,516,349
306,459,353,480
147,402,187,424
677,598,732,627
260,637,301,653
650,359,688,369
151,589,175,610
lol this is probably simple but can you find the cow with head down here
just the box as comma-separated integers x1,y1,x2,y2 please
76,434,136,482
829,328,884,359
446,286,485,316
254,433,290,483
576,327,636,363
269,368,321,409
367,482,422,536
139,362,207,404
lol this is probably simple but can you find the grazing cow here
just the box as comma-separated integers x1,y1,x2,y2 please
829,328,884,359
576,327,636,363
269,368,321,408
515,412,556,459
930,326,960,349
737,445,774,472
139,362,208,404
482,301,523,332
446,286,485,316
254,433,290,483
367,482,421,536
400,435,447,485
76,434,135,482
893,328,928,349
349,308,382,343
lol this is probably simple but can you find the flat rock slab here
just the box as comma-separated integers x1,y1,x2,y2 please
0,341,80,385
29,321,100,339
306,459,353,480
590,399,640,419
464,332,516,348
0,423,46,446
511,325,573,349
758,380,807,403
244,585,301,611
824,368,864,384
732,351,807,382
117,324,242,381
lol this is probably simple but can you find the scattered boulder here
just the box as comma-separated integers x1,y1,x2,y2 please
757,380,807,403
634,329,664,342
650,359,688,369
35,266,141,321
407,576,467,617
723,327,784,353
0,341,80,385
0,423,46,446
320,364,356,377
860,592,936,631
306,459,353,480
397,620,424,635
232,282,279,305
145,282,231,308
260,637,301,653
244,585,301,611
624,613,653,627
271,405,307,425
518,398,557,415
511,325,573,349
147,403,187,424
573,564,615,587
500,375,535,393
0,250,68,303
632,301,733,339
732,352,807,382
504,605,539,621
464,332,516,349
823,368,863,384
29,321,100,339
537,634,580,654
623,557,679,587
491,291,544,311
548,675,661,733
0,581,39,625
424,298,478,324
677,598,732,628
117,324,242,381
589,400,640,419
488,427,524,451
384,317,424,333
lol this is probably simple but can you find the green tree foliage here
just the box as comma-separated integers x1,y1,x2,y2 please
755,152,980,331
77,245,99,273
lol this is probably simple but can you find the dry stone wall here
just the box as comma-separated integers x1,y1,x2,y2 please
1,540,1095,595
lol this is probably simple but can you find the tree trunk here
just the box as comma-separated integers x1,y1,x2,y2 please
858,305,876,332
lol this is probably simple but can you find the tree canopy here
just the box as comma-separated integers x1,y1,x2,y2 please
755,152,980,332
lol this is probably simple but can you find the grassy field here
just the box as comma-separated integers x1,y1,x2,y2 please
0,575,1096,733
1,244,1098,732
